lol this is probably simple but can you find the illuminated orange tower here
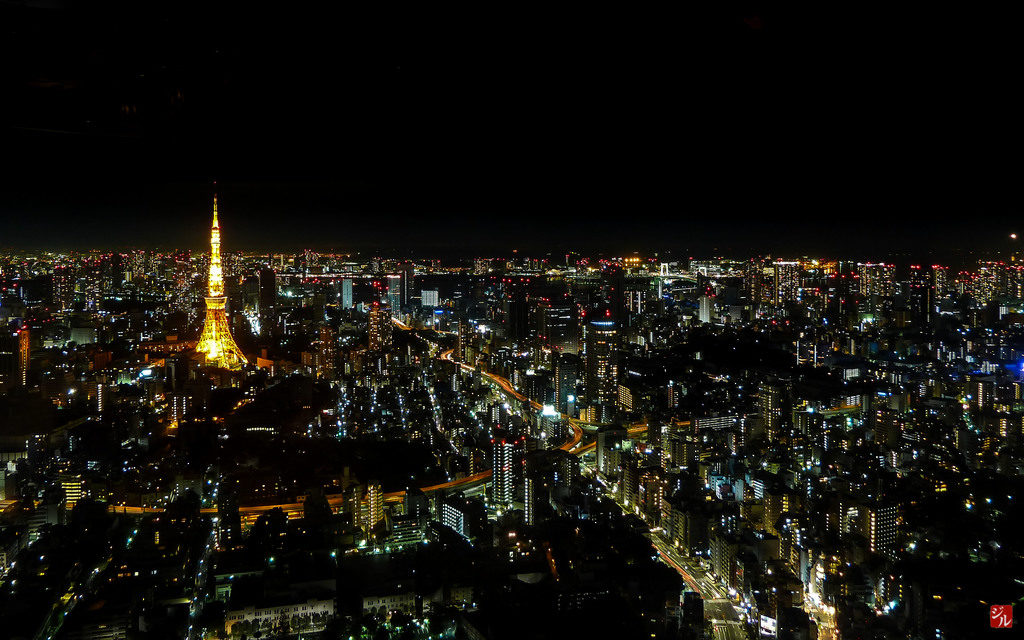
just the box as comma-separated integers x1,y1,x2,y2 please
196,194,247,369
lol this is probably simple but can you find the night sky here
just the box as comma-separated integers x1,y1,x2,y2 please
1,3,1021,256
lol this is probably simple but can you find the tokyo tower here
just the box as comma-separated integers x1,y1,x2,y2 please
195,194,248,369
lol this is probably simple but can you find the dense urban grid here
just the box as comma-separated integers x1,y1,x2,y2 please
1,201,1022,640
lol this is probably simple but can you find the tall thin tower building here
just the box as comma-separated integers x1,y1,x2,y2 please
196,194,248,370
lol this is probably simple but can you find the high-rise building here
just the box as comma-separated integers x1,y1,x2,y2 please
503,281,529,342
95,374,108,413
932,264,949,298
196,195,248,370
858,263,896,297
456,318,471,363
52,264,77,311
386,275,402,316
256,267,276,336
698,290,714,324
317,325,338,378
868,501,900,559
441,494,485,540
908,265,934,323
399,261,415,307
17,328,29,387
583,314,619,407
173,250,192,316
553,352,579,414
758,380,790,442
596,426,626,478
340,278,354,309
0,331,17,390
773,261,801,306
420,289,439,307
169,393,189,426
366,483,385,531
541,299,578,353
368,301,392,351
491,431,518,505
744,257,767,307
524,473,539,526
60,472,84,510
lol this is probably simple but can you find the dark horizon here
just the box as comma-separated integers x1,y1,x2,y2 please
2,4,1022,255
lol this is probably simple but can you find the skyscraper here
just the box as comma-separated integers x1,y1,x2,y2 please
908,265,934,323
491,431,518,506
386,275,402,316
52,264,76,311
368,301,392,351
583,313,618,408
18,328,29,387
857,263,896,297
317,325,338,379
256,267,276,336
698,290,714,324
366,483,385,531
540,299,578,353
196,194,248,370
173,250,192,317
773,261,801,306
0,332,17,390
554,352,579,414
399,261,415,307
456,318,471,363
340,278,354,309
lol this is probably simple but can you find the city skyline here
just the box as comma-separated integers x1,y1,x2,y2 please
3,4,1024,640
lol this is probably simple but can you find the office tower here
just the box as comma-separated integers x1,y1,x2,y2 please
368,301,392,351
503,283,529,342
256,267,276,335
605,266,627,324
60,472,84,510
196,195,247,369
399,261,415,307
583,313,619,407
541,299,578,353
386,275,402,315
421,289,439,307
491,430,517,505
596,426,626,478
773,261,801,305
340,277,354,309
554,352,579,414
